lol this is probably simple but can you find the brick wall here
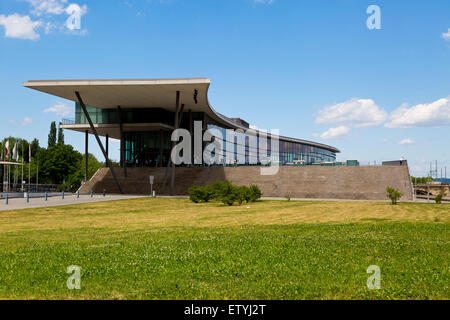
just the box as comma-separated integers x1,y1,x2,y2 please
79,165,413,201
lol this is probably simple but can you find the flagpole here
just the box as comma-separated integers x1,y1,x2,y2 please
21,143,24,192
36,154,39,192
28,145,31,193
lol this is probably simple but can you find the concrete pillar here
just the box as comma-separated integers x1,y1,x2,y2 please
85,130,88,182
105,134,109,168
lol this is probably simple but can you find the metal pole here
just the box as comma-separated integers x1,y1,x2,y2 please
117,106,127,178
21,143,24,192
159,129,163,167
76,92,124,194
189,109,193,166
28,150,31,192
85,130,88,183
36,154,39,192
170,91,180,196
105,134,109,168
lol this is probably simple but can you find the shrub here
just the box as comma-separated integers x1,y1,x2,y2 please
235,186,249,205
284,194,291,201
188,185,202,203
188,185,214,203
249,185,262,202
241,186,253,203
217,181,238,206
188,181,262,205
435,190,446,204
386,187,402,205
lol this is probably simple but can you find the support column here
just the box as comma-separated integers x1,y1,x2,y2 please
117,106,127,178
162,91,180,194
105,134,109,168
188,109,193,166
76,91,124,194
170,96,181,196
159,129,163,167
85,130,88,182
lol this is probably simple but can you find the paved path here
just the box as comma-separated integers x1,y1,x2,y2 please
1,194,446,212
0,194,147,212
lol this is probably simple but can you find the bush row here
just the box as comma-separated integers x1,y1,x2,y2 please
188,181,262,206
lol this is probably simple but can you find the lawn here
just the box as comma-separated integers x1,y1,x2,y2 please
0,198,448,299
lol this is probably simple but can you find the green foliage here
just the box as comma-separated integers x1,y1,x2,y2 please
411,176,434,184
37,144,82,184
65,153,104,190
214,180,237,206
434,190,446,204
285,194,291,201
48,121,57,148
235,186,248,205
188,185,215,203
1,137,40,163
2,133,104,190
386,187,403,205
249,185,262,202
188,181,262,206
57,124,64,145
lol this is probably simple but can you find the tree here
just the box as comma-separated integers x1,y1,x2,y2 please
435,190,446,204
38,144,82,184
30,138,40,161
57,124,65,145
386,187,403,205
48,121,57,148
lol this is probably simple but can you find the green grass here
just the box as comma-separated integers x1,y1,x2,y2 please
0,198,448,299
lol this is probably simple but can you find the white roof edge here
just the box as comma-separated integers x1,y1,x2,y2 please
23,78,211,87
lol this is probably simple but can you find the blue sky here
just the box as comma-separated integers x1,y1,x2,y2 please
0,0,449,176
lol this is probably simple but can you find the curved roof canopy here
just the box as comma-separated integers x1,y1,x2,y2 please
23,78,340,153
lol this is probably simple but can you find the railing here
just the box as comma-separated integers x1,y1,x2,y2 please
61,118,76,125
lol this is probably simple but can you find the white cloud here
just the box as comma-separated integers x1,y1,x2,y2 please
26,0,69,16
44,21,55,34
0,1,89,40
385,97,450,128
0,14,41,40
398,138,414,145
44,102,72,116
22,117,33,126
442,28,450,41
316,98,387,127
319,126,350,139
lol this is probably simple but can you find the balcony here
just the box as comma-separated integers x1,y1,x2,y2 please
61,118,76,125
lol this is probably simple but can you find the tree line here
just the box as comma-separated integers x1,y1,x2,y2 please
1,121,105,190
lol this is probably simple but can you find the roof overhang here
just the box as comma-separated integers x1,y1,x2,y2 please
0,161,23,166
23,78,211,111
23,78,340,153
60,123,174,140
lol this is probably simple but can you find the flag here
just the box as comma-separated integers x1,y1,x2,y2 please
12,143,18,162
29,144,31,162
5,141,9,161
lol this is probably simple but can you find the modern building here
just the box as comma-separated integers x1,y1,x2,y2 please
23,78,340,194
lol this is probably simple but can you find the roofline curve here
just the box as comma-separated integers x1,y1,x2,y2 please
203,82,341,154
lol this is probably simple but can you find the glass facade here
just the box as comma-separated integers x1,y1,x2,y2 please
74,103,336,167
207,124,336,166
123,131,172,167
